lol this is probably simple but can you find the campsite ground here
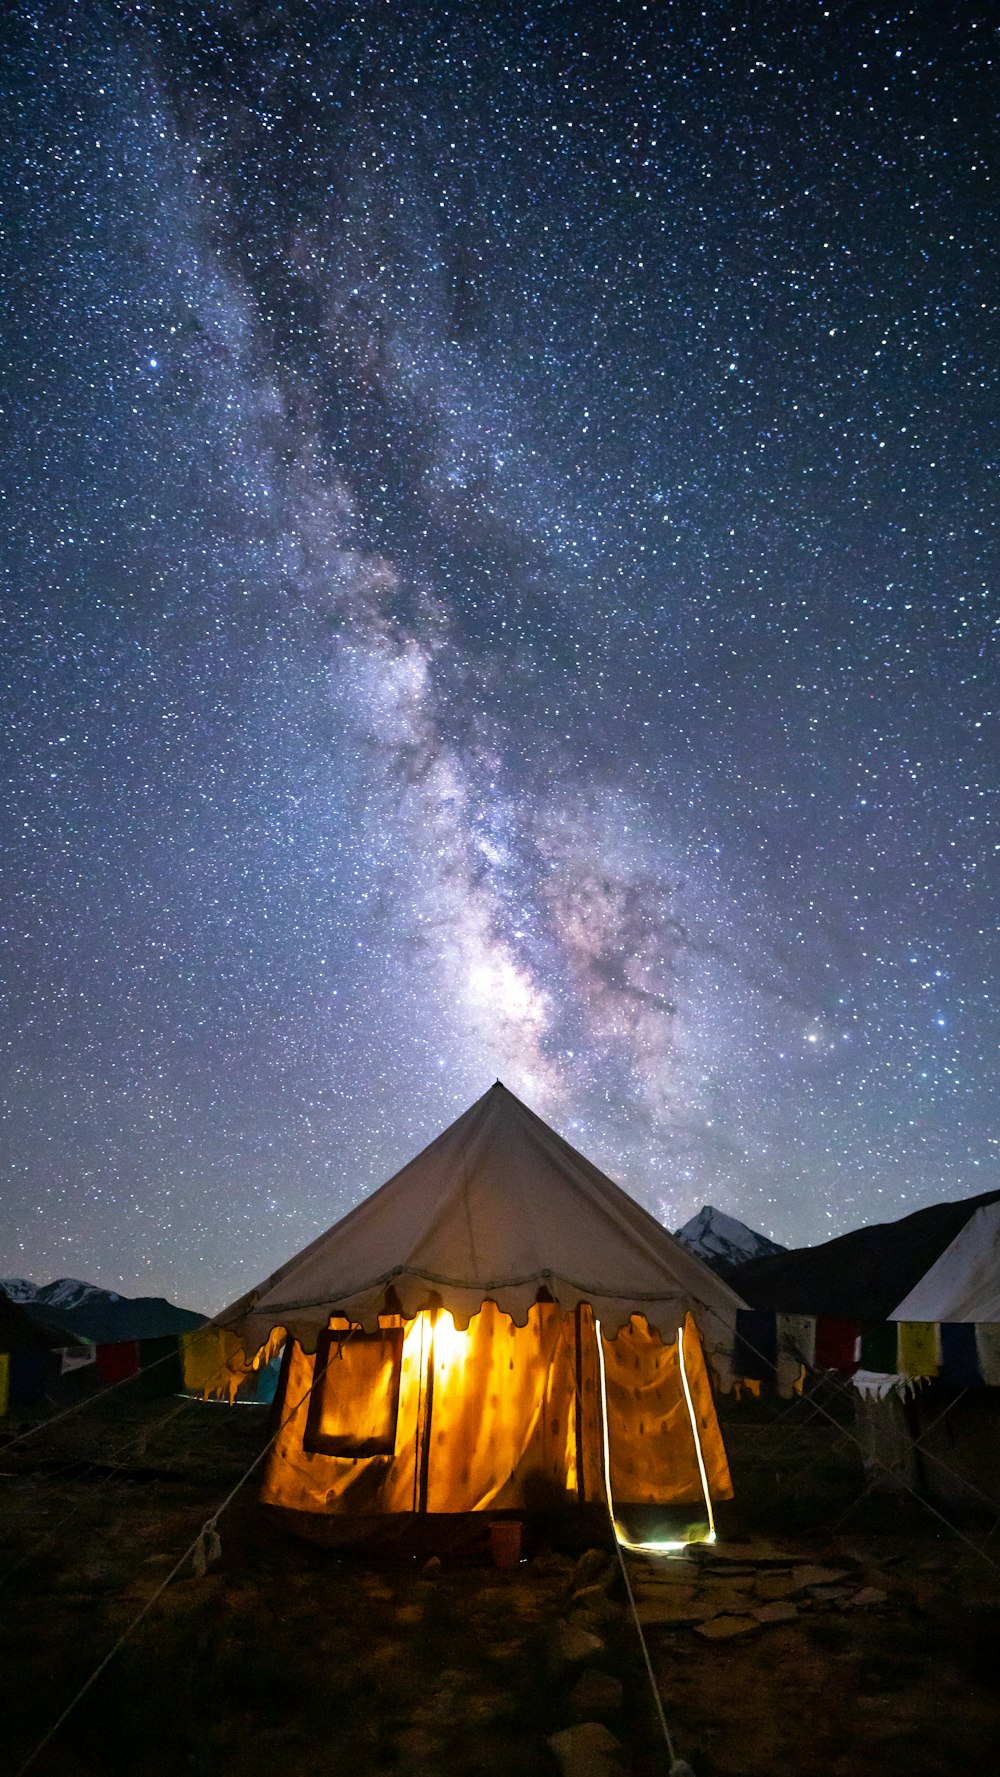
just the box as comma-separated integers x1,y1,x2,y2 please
1,1390,999,1777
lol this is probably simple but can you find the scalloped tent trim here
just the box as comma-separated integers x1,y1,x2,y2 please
212,1081,747,1380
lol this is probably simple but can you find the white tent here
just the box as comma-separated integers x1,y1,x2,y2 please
211,1082,744,1528
891,1201,1000,1323
220,1080,743,1361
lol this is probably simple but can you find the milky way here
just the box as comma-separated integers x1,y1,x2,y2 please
1,1,996,1310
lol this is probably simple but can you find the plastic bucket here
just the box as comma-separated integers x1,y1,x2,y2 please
489,1519,523,1568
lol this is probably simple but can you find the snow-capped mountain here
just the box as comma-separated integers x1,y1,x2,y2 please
0,1277,203,1342
0,1277,122,1310
674,1206,786,1273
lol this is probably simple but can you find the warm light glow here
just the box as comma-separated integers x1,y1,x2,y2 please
595,1316,716,1552
612,1527,716,1554
428,1307,473,1377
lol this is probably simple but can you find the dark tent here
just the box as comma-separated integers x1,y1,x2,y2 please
0,1290,64,1415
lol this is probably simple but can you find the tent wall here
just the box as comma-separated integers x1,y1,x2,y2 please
600,1313,733,1505
259,1302,732,1517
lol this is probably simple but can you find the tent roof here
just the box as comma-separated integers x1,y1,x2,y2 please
219,1081,745,1357
891,1201,1000,1323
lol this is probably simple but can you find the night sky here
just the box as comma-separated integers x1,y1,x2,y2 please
2,1,996,1313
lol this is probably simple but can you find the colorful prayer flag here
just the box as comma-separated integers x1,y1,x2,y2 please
96,1341,140,1385
138,1335,184,1399
939,1323,982,1388
859,1322,898,1373
814,1317,859,1373
896,1321,939,1378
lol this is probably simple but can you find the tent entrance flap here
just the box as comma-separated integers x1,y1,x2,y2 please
303,1328,404,1458
597,1311,732,1509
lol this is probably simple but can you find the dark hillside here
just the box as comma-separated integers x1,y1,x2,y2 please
727,1190,1000,1318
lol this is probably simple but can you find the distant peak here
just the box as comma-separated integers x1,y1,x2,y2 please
1,1276,122,1308
674,1206,786,1273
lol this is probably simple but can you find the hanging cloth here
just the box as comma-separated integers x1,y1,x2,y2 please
776,1315,814,1398
938,1323,982,1388
859,1322,898,1374
814,1317,859,1374
896,1322,939,1378
96,1341,140,1385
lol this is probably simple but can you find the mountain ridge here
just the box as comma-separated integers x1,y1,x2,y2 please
727,1187,1000,1318
0,1277,205,1343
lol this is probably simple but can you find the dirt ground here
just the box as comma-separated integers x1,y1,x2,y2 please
1,1388,998,1777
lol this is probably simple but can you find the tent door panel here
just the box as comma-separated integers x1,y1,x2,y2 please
302,1328,404,1457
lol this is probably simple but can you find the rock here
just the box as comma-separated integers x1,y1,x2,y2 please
394,1603,423,1625
569,1585,621,1631
532,1548,573,1577
635,1594,711,1627
567,1668,624,1721
632,1559,699,1586
694,1614,760,1641
547,1619,605,1676
572,1582,613,1608
738,1541,799,1564
421,1555,442,1579
571,1548,615,1592
808,1585,854,1603
691,1539,792,1566
791,1565,849,1589
547,1721,627,1777
690,1588,752,1617
695,1559,758,1576
632,1581,697,1608
754,1602,799,1624
463,1693,517,1727
851,1586,888,1608
754,1573,799,1601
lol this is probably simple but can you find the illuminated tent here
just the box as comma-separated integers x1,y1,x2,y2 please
213,1083,743,1539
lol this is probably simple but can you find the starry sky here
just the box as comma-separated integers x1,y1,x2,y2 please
1,0,996,1312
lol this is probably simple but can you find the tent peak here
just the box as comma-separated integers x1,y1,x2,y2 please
216,1080,745,1356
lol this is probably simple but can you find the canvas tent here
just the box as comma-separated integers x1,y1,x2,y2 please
211,1082,742,1542
0,1292,63,1414
861,1201,1000,1513
890,1201,1000,1324
741,1200,1000,1516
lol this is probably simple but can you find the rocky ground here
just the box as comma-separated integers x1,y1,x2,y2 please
1,1392,998,1776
